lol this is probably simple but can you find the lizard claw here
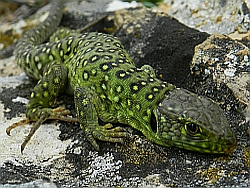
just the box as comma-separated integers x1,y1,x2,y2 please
7,106,78,153
6,119,31,136
85,123,130,150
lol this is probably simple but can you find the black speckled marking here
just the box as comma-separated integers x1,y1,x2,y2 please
130,82,144,94
103,55,113,60
99,62,115,72
82,70,89,81
96,48,105,53
128,68,136,73
116,70,131,79
147,77,155,83
89,55,101,63
152,86,161,93
114,42,122,48
135,68,144,73
116,58,126,64
85,47,93,53
145,93,155,102
118,52,125,57
105,37,114,43
95,42,102,46
108,49,116,53
82,59,88,67
83,41,90,46
91,69,97,76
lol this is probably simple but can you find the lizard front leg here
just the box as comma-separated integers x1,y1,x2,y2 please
6,61,78,153
74,87,129,151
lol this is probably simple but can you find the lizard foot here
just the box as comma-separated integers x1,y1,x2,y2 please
85,123,129,151
6,106,78,153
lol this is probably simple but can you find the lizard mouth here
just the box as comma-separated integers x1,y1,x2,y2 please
223,140,237,154
178,140,238,154
220,132,237,154
196,135,237,154
200,137,237,154
157,122,238,154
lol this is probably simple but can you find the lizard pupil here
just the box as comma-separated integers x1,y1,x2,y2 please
186,123,199,135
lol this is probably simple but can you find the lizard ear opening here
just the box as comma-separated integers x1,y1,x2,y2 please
150,112,157,133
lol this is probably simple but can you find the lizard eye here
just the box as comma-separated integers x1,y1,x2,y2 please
185,123,200,135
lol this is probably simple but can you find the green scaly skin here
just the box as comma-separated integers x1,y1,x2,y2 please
8,0,237,153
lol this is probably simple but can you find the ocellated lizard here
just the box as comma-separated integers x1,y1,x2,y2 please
7,0,237,154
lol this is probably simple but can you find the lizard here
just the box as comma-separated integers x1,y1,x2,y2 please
6,0,237,154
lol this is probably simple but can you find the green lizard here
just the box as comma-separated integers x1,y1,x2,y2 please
6,0,237,154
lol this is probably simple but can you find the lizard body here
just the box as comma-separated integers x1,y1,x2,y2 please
8,0,237,153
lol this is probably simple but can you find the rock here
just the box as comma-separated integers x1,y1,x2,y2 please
190,34,250,120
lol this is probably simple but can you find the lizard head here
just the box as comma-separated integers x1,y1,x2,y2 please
154,88,237,154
